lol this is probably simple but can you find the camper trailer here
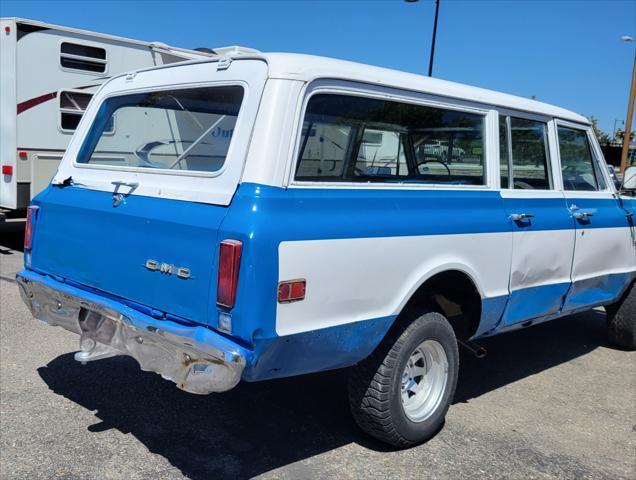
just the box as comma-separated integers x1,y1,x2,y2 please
0,18,213,218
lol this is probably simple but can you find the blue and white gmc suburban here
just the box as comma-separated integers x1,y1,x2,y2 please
17,50,636,447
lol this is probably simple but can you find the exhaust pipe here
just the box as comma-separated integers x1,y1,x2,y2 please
458,339,487,359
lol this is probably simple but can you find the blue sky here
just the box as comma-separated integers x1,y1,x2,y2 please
2,0,635,135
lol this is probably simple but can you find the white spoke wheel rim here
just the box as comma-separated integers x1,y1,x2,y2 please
400,339,449,423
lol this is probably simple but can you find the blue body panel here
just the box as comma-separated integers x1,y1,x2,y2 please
243,316,395,381
26,182,635,381
501,283,570,326
563,272,635,313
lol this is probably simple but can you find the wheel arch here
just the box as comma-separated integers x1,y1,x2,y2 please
393,264,485,341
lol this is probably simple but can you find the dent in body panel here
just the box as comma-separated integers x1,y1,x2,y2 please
501,283,569,326
562,272,636,312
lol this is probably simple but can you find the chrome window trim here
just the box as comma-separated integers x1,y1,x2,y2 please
554,118,614,194
286,79,493,191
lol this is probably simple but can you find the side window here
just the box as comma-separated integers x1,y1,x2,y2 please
558,126,606,191
295,93,486,185
60,42,107,73
509,117,552,190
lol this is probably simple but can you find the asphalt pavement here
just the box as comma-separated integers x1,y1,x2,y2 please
1,221,634,479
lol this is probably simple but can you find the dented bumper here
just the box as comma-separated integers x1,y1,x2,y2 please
16,270,247,394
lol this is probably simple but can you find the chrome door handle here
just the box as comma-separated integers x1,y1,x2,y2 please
510,213,535,222
573,211,593,220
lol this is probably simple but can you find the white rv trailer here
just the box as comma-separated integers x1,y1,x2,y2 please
0,17,216,217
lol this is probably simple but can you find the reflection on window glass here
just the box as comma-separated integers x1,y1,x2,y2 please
558,127,603,191
77,86,244,172
295,94,485,185
510,118,551,190
500,116,510,188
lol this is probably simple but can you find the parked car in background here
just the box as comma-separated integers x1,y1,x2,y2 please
17,51,636,448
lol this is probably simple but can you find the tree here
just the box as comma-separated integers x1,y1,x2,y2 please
615,128,635,142
586,116,611,144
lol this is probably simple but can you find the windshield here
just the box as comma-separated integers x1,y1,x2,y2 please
77,85,244,173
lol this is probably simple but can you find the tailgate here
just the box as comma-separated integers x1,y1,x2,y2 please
31,186,227,325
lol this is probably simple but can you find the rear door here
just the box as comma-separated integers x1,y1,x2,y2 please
29,59,268,326
556,122,636,311
498,113,575,325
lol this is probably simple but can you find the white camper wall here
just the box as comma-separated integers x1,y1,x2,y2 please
8,21,206,209
16,28,162,152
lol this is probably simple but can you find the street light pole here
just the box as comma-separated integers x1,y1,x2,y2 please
428,0,440,77
620,35,635,173
405,0,441,77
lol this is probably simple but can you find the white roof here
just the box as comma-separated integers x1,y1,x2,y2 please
260,53,589,124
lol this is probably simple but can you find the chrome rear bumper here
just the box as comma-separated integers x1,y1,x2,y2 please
16,270,247,394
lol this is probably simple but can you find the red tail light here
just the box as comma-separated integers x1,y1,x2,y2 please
24,205,39,251
1,165,13,175
278,279,306,303
217,240,242,309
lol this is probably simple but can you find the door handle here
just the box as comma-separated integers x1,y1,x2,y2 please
510,213,535,222
573,211,593,220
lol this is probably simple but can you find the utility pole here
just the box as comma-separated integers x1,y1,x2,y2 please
620,36,635,173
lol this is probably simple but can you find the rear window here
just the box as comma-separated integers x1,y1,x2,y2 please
76,86,244,173
294,94,485,185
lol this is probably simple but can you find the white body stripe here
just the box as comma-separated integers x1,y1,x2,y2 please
277,232,512,336
571,226,636,282
277,227,635,336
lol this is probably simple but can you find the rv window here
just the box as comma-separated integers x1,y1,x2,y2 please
295,94,486,185
60,91,113,133
60,91,92,111
76,86,244,173
61,114,82,130
60,42,107,73
61,42,106,59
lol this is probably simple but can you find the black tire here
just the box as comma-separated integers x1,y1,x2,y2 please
348,310,459,448
606,281,636,350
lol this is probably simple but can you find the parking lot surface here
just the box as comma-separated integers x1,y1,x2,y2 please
1,224,635,480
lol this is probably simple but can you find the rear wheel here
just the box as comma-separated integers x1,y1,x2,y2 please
606,282,635,350
348,310,459,448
